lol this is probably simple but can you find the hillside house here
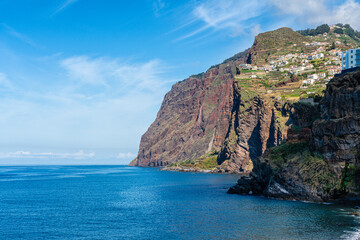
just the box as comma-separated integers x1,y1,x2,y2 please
318,72,326,78
341,47,360,70
302,79,315,85
309,74,319,79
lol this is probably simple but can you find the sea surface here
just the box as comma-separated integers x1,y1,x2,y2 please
0,165,359,240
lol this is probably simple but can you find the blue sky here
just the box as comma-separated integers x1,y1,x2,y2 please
0,0,359,165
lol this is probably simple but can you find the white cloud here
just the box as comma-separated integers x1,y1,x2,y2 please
331,0,360,30
176,0,266,41
60,56,171,92
117,152,137,159
0,73,12,89
0,55,177,163
251,24,262,37
61,56,109,86
53,0,79,15
0,150,95,159
176,0,360,42
271,0,360,30
193,0,264,27
271,0,326,16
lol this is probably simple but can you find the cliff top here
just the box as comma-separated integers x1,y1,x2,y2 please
253,27,307,50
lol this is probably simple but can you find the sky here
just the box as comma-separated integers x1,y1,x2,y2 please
0,0,359,165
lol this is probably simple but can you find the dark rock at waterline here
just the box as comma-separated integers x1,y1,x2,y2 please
229,71,360,202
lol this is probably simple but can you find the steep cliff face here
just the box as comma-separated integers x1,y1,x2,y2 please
131,26,358,180
130,62,292,173
130,60,288,172
312,71,360,163
229,71,360,202
130,65,236,167
130,27,304,172
312,71,360,196
217,84,285,173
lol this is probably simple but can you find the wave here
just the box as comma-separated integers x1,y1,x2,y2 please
341,228,360,240
340,211,360,240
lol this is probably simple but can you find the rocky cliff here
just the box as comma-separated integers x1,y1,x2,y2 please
129,61,288,173
129,28,297,172
228,71,360,202
130,25,360,183
130,65,236,167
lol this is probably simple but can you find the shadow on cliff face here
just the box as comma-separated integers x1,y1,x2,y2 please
248,120,263,161
229,71,360,203
266,111,277,149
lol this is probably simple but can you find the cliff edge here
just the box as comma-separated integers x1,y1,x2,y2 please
228,71,360,202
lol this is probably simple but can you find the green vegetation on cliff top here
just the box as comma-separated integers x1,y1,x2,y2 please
168,151,219,170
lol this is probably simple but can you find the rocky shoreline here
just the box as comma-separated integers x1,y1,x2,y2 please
228,71,360,203
161,166,215,173
160,165,245,175
130,26,360,204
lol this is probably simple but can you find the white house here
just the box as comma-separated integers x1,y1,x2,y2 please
318,72,326,78
308,74,319,80
303,79,315,85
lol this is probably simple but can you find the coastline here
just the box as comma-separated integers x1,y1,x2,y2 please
159,165,360,207
159,165,246,175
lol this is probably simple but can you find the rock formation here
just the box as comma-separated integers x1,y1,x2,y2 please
228,71,360,202
129,65,236,167
130,25,360,195
129,60,289,173
130,27,311,172
245,27,307,65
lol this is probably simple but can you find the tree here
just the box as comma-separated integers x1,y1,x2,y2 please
334,28,344,34
315,24,330,35
297,29,316,36
297,24,330,36
331,42,336,50
345,27,356,39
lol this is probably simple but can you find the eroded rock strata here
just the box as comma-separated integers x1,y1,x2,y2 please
130,26,360,202
129,62,291,173
229,71,360,202
130,27,312,173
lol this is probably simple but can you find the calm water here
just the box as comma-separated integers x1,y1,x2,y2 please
0,166,359,240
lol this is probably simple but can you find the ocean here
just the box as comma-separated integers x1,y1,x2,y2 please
0,165,359,240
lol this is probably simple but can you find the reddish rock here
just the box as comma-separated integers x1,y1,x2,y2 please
130,62,288,173
130,65,235,167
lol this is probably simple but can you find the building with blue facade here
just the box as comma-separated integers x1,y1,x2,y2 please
342,47,360,70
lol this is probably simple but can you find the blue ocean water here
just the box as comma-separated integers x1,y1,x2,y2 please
0,166,359,240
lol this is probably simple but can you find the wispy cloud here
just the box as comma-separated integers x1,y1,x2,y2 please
250,24,262,37
52,0,79,16
0,55,177,159
0,150,95,159
174,0,266,41
0,72,13,89
60,56,172,93
1,23,40,47
117,152,137,159
174,0,360,43
153,0,166,17
61,56,109,86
